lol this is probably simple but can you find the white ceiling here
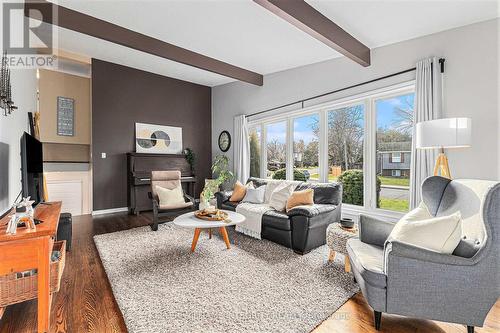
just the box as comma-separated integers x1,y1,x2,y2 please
49,0,499,87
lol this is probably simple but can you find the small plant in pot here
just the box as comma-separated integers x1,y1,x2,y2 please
184,148,195,174
200,155,234,210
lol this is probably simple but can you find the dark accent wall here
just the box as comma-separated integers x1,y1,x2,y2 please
92,59,211,211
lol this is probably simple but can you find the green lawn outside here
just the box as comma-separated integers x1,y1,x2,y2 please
378,176,410,187
379,198,409,212
307,173,340,181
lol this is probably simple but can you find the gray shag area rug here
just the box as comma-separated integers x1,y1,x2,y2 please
94,223,359,333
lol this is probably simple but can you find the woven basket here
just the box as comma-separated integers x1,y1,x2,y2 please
0,240,66,307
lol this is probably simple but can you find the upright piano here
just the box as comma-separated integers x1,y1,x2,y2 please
127,152,196,215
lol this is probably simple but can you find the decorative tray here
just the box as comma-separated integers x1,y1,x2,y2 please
194,209,229,221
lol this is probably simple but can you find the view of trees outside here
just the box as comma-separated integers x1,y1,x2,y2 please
249,127,261,178
324,104,365,205
266,122,286,178
293,114,319,181
376,93,415,212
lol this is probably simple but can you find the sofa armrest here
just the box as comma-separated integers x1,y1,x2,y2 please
358,214,396,247
215,191,233,208
286,204,337,218
385,240,476,268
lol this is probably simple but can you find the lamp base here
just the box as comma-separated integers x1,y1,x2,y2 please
434,152,451,179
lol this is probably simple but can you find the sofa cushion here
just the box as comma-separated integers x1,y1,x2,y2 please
242,185,266,204
221,201,239,211
387,211,462,254
156,185,184,206
230,181,254,202
286,189,314,212
297,182,342,205
269,182,296,211
262,210,291,231
347,238,386,288
264,180,282,203
286,204,337,218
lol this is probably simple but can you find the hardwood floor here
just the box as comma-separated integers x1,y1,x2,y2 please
0,213,498,333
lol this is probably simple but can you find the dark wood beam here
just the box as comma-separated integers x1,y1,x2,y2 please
25,1,263,86
253,0,370,67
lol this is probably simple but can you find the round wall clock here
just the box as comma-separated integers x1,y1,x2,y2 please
218,131,231,152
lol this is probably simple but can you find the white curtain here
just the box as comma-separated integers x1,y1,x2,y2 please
233,115,250,183
409,57,443,209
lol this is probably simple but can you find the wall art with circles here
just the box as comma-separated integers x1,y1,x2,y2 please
135,122,183,154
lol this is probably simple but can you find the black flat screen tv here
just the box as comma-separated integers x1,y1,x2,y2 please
20,132,44,205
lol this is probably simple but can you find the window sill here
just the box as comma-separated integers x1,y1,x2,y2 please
341,204,404,223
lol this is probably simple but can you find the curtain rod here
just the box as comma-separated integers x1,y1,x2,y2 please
245,58,445,119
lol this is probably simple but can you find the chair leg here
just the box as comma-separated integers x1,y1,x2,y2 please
374,311,382,330
467,326,474,333
150,222,158,231
150,213,159,231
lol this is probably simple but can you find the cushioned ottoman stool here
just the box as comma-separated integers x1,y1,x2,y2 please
326,222,358,272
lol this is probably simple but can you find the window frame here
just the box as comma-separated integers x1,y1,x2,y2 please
247,81,415,220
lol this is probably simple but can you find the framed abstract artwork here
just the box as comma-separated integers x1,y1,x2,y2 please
135,123,183,154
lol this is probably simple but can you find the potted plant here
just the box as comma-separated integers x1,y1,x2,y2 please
184,148,195,174
200,155,234,210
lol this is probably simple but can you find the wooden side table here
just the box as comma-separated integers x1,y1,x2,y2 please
326,222,358,272
0,202,62,333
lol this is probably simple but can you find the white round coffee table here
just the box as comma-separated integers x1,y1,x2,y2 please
173,210,245,252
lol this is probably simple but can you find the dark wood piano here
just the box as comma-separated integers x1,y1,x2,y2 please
127,152,196,215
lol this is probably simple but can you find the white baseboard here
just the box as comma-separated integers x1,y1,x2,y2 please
92,207,129,216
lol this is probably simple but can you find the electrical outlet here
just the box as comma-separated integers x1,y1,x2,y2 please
101,152,106,159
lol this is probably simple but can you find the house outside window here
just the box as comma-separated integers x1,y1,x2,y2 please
391,152,402,163
392,169,401,177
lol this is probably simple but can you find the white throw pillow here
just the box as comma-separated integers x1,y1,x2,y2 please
268,183,296,211
156,185,184,206
264,181,281,203
388,207,462,254
242,185,266,204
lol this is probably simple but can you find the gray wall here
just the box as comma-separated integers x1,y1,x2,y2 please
212,19,499,181
92,59,212,211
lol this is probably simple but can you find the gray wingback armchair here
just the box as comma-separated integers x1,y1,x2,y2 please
346,176,500,333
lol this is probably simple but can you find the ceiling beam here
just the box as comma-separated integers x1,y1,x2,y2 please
25,1,264,86
253,0,371,67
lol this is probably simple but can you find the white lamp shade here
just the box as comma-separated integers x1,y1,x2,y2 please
416,117,471,149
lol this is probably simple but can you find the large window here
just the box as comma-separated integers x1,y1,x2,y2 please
328,104,364,205
293,114,319,182
248,83,415,217
266,122,286,179
375,93,414,212
249,127,261,178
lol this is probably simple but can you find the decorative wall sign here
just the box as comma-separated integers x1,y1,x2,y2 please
57,96,75,136
135,122,183,154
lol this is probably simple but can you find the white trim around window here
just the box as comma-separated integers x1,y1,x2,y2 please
247,81,415,220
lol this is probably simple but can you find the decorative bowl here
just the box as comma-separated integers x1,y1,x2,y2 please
340,218,355,229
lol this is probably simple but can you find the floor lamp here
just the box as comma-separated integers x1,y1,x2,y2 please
416,118,471,179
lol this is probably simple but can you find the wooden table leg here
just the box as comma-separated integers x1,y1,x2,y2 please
191,228,201,252
208,228,212,239
328,249,336,262
219,227,231,249
345,257,351,272
37,237,51,333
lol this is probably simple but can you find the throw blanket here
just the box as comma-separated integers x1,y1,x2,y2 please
235,203,273,239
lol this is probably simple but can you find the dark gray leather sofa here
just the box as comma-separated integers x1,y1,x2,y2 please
215,177,342,254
